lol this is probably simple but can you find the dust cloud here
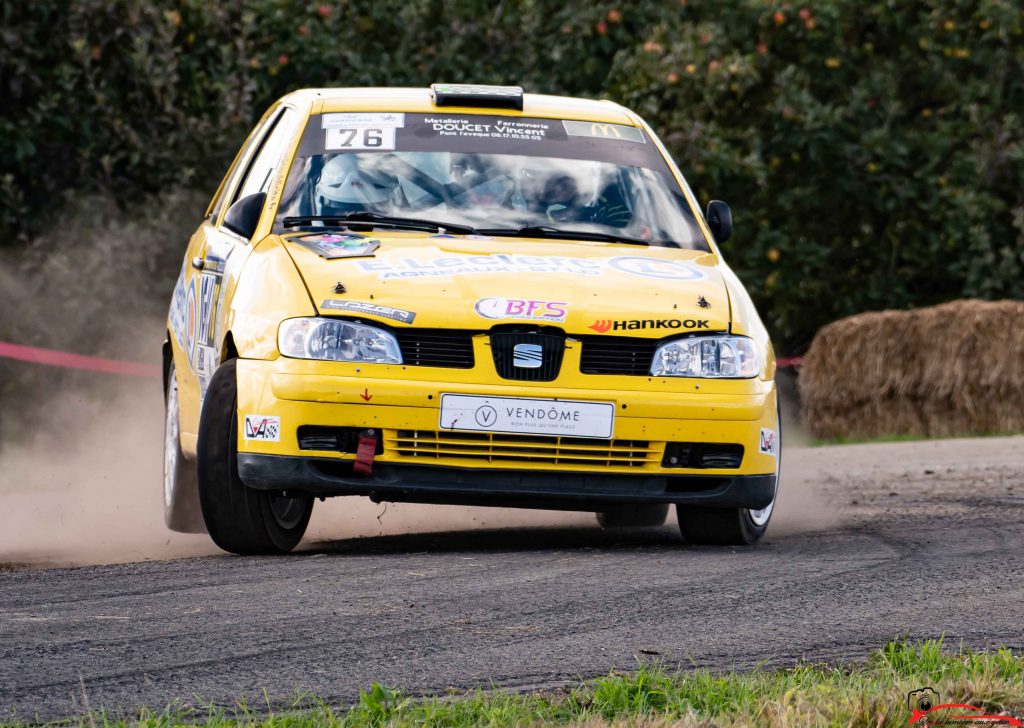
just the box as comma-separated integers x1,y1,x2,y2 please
0,378,217,566
768,370,842,536
0,370,592,568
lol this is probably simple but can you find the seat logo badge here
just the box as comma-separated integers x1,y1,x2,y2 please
512,343,543,369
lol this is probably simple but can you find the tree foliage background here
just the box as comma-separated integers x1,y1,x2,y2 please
2,0,1022,350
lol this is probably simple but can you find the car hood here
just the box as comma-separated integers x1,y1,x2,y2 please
280,232,731,336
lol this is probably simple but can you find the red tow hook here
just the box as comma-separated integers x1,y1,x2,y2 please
353,428,378,476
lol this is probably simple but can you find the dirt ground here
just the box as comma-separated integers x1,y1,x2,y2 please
0,387,1021,719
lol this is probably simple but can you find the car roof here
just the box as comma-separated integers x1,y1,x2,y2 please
279,87,637,125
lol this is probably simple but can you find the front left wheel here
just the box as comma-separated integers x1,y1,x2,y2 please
197,359,313,555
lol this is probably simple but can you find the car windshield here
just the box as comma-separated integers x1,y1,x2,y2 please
276,113,709,250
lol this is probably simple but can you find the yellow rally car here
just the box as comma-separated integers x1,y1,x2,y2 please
163,84,780,555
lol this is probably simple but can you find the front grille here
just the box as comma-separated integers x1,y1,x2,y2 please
490,332,565,381
392,329,476,368
579,336,659,375
388,430,658,468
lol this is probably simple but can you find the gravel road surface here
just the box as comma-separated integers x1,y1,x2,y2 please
1,436,1022,720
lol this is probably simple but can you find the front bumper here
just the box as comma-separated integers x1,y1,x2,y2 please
238,454,777,510
232,357,780,506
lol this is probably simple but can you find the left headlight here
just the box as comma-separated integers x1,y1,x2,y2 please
651,335,760,378
278,318,403,363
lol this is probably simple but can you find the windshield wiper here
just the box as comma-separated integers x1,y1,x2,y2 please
282,212,477,235
479,225,665,247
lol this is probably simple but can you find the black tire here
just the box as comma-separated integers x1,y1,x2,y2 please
596,504,670,528
163,362,205,533
197,359,312,554
677,421,781,546
676,504,770,545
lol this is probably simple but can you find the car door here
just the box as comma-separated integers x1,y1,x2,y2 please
173,105,303,449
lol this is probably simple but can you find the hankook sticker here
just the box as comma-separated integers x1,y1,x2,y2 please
588,318,710,333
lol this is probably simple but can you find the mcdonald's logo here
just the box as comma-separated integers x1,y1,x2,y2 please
590,123,622,138
562,119,646,143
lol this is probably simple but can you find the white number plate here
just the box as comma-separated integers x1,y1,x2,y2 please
325,127,396,150
438,394,615,439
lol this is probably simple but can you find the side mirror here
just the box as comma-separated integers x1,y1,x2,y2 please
706,200,732,243
223,192,267,240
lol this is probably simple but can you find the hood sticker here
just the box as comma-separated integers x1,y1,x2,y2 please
607,256,705,280
295,233,380,259
320,300,416,324
355,253,704,281
475,298,568,323
588,318,711,333
358,253,600,279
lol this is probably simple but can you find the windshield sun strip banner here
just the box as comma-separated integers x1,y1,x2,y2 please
294,113,662,169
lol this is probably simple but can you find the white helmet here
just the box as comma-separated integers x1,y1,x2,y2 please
316,155,395,212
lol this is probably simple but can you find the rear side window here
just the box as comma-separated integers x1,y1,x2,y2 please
233,108,301,203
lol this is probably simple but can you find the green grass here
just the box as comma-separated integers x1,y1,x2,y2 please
8,641,1024,727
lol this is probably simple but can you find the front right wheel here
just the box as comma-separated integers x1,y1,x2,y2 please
675,498,774,545
197,359,313,555
677,422,780,546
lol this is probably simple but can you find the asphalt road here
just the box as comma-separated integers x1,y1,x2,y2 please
1,436,1023,720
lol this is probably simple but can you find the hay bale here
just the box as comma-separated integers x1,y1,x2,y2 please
798,299,1024,440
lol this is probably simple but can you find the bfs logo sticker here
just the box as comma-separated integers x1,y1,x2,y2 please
475,297,568,322
244,415,281,442
759,428,779,457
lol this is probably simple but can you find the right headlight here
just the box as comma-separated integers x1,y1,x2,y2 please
651,335,760,378
278,317,402,363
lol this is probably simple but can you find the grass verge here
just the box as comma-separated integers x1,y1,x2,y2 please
7,640,1023,727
